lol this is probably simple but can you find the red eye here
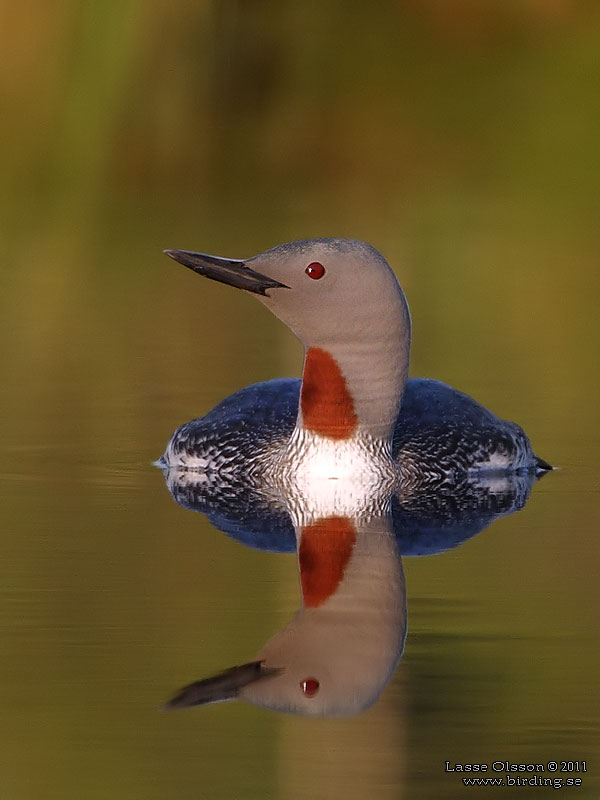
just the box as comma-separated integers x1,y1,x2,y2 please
305,262,325,280
300,678,320,697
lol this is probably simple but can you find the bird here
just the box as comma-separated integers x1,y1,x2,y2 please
158,238,551,490
164,512,407,717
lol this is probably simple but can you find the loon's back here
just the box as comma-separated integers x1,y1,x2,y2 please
159,377,550,481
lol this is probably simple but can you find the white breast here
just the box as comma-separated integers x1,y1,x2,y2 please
263,428,398,525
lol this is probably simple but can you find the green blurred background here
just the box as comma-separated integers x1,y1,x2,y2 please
1,2,599,798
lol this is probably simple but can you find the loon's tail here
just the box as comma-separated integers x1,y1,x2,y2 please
535,455,554,472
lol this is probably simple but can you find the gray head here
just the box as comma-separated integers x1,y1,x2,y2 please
165,237,409,348
164,618,403,717
164,238,412,438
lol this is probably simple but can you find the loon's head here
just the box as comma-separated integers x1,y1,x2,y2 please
164,238,410,354
164,238,411,440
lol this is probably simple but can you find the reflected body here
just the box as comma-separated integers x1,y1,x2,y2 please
163,463,542,556
159,239,551,495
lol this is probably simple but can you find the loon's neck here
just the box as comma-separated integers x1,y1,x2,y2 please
297,337,410,444
269,342,407,512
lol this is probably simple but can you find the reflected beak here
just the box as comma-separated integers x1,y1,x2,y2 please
164,249,288,296
163,660,283,710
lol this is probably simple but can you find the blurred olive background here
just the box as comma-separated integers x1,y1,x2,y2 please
1,2,599,799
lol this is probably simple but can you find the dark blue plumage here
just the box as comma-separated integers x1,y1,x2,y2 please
159,377,550,481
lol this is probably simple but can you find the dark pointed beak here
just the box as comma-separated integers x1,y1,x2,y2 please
164,249,288,296
163,660,283,710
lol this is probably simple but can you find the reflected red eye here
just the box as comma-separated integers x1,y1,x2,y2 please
305,262,325,280
300,678,320,697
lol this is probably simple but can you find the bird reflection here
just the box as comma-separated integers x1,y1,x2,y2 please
166,512,406,716
160,467,545,717
163,466,539,556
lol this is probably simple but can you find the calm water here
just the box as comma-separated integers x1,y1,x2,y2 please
2,4,599,798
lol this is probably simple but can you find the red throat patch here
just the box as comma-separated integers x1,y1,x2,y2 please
299,517,357,608
300,347,358,439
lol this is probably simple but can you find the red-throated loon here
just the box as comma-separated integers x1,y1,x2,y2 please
158,238,551,488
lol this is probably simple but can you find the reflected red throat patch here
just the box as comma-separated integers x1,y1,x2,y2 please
299,517,357,608
300,347,357,439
